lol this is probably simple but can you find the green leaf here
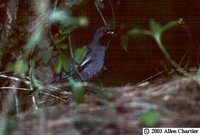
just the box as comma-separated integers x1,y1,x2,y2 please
54,54,70,73
69,78,85,103
120,35,129,51
60,55,70,71
138,109,161,127
30,66,45,91
54,55,62,73
49,10,76,27
66,0,82,7
49,10,88,29
6,63,15,72
49,10,68,23
150,20,162,34
161,20,179,32
58,43,68,50
128,28,152,36
53,35,67,44
14,60,28,77
74,47,89,64
24,29,42,54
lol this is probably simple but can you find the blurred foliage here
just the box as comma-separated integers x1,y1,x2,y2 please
0,118,18,135
138,109,161,127
0,0,89,83
14,60,28,77
6,60,28,77
54,54,70,73
69,78,85,103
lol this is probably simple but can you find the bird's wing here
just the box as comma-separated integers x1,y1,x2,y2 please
80,55,92,67
78,54,92,72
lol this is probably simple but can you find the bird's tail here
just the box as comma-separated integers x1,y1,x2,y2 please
48,72,70,84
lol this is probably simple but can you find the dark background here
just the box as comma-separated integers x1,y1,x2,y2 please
71,0,200,85
1,0,200,86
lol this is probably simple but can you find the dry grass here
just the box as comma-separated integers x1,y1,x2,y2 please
1,73,199,135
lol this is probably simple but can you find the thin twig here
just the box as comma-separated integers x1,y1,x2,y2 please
13,87,20,115
0,71,10,74
94,1,107,25
0,87,31,91
0,73,65,92
68,34,74,59
108,0,116,27
68,34,84,81
53,0,60,11
29,60,34,91
0,74,29,84
136,70,165,85
178,51,189,67
39,91,70,103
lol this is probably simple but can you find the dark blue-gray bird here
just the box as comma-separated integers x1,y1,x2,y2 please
49,25,116,83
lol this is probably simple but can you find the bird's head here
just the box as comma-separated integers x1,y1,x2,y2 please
93,25,117,45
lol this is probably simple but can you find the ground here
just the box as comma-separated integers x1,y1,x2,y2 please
2,73,200,135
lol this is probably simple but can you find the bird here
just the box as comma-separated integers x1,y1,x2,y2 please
49,25,116,83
